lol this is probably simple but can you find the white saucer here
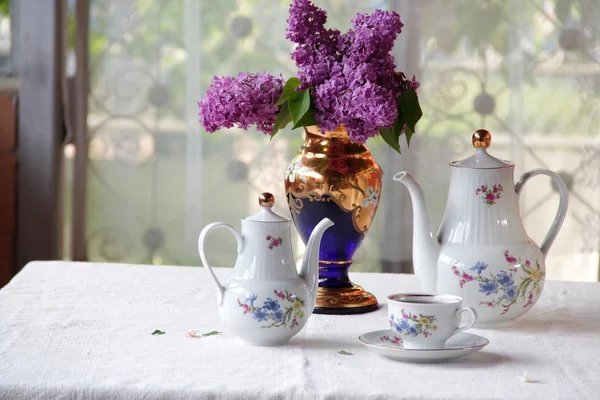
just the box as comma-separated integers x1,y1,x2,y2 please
358,330,489,363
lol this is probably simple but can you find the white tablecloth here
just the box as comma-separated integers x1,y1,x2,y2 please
0,261,599,400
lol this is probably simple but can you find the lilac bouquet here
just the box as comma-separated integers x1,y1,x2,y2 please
198,0,422,153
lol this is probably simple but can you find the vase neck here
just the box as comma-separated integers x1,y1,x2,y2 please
304,125,349,140
303,126,370,156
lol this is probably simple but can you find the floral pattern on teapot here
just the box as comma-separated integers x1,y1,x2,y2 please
389,310,438,338
237,290,306,329
266,235,283,250
475,184,503,206
451,250,544,315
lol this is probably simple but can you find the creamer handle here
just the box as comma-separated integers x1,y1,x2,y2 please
515,169,569,257
198,222,243,305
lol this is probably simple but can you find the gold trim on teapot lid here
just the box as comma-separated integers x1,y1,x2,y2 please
451,129,514,169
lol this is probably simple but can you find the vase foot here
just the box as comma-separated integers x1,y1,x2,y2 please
313,284,379,315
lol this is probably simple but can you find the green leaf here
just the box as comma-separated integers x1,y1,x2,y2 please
399,88,423,135
276,77,302,106
338,350,353,355
288,90,311,125
379,127,401,154
271,104,292,139
404,126,414,147
201,330,222,337
292,107,317,129
151,329,166,335
555,0,573,23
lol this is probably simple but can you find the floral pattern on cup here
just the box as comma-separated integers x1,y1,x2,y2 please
237,290,305,329
361,186,380,208
451,250,544,315
389,310,438,338
475,184,503,206
266,235,283,250
379,335,403,346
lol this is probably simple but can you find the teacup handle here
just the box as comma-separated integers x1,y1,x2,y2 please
198,222,244,306
454,307,478,334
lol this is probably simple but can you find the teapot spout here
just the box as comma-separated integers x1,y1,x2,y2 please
300,218,334,305
393,172,440,293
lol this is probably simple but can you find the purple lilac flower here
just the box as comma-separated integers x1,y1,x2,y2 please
288,2,412,143
197,72,284,135
286,0,328,45
287,0,341,87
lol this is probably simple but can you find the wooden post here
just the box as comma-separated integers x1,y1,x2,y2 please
70,0,90,261
0,91,17,286
15,0,65,269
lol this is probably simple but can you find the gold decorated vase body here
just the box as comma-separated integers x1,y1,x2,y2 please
284,126,382,314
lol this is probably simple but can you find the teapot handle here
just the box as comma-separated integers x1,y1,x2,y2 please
198,222,244,305
515,169,569,257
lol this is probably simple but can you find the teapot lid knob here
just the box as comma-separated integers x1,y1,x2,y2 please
472,129,491,149
246,192,288,222
259,192,275,208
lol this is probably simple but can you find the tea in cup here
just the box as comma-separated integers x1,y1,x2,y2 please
387,294,477,350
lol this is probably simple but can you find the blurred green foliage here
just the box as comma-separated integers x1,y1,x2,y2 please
0,0,8,16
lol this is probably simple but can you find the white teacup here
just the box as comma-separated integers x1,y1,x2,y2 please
387,293,478,350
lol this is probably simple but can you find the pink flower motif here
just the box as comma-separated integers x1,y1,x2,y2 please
477,183,503,206
487,302,493,307
525,260,531,266
267,236,283,250
453,269,460,276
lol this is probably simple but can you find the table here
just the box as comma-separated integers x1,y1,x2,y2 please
1,261,599,399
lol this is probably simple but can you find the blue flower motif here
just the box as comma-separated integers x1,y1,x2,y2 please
470,261,488,274
479,279,499,296
263,298,280,311
392,317,411,333
245,294,257,306
252,308,268,322
408,325,419,336
272,309,284,322
504,285,517,301
496,271,514,287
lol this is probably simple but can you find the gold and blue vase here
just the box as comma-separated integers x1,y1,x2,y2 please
284,126,382,314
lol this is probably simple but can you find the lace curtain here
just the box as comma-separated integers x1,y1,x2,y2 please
81,0,600,281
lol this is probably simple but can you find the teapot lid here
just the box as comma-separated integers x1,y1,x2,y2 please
245,192,289,222
451,130,513,169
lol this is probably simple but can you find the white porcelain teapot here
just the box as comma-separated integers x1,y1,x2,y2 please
198,192,334,345
394,130,569,327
